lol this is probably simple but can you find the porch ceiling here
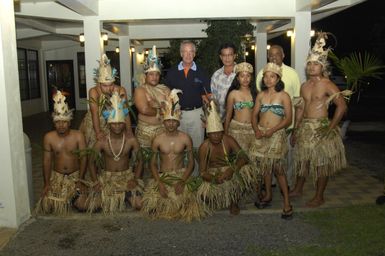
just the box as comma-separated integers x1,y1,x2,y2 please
14,0,366,44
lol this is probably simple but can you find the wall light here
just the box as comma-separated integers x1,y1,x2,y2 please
101,32,108,42
145,49,149,55
286,29,315,37
115,47,120,53
251,45,255,50
130,47,135,53
79,33,85,43
310,30,315,37
245,51,249,56
267,44,271,50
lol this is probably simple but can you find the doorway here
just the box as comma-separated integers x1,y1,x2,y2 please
46,60,75,111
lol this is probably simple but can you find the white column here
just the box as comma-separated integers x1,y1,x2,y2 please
119,36,132,96
0,0,31,228
292,11,311,83
83,17,103,98
132,51,139,87
133,48,145,87
255,32,267,74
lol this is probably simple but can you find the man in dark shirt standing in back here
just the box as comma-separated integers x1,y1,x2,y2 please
165,40,211,175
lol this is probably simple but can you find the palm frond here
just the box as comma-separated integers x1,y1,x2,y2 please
330,51,385,92
124,98,137,122
156,173,203,192
159,173,182,186
140,147,154,164
186,176,203,192
72,147,104,170
215,149,248,172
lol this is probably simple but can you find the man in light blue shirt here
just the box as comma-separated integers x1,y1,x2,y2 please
210,42,237,121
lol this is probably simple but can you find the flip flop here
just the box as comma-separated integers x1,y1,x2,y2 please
281,205,293,220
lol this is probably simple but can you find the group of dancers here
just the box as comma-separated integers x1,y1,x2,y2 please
35,32,349,221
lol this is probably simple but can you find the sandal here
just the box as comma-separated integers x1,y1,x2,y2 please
254,199,272,209
281,205,293,220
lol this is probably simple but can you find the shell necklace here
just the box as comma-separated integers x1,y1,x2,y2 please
108,133,125,161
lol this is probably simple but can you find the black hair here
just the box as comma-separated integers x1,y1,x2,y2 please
225,72,257,110
218,42,237,55
260,74,285,92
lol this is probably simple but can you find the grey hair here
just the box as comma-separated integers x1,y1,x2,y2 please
268,45,284,55
180,40,196,53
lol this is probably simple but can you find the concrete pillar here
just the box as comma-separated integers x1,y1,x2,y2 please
118,36,132,96
292,11,311,83
133,48,145,87
255,32,267,74
0,0,31,228
83,17,104,97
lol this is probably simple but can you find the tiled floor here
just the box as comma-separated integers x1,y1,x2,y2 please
239,164,383,214
1,112,383,249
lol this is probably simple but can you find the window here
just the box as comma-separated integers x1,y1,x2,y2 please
77,52,87,98
17,48,40,100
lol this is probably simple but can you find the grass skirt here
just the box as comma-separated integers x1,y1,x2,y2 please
228,119,255,152
249,127,288,175
141,169,206,222
293,118,347,181
79,111,109,147
197,165,257,211
35,171,79,215
98,169,144,214
135,119,165,148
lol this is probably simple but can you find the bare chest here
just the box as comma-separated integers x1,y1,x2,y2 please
208,144,230,163
103,140,132,158
52,138,77,155
159,140,186,154
303,83,328,103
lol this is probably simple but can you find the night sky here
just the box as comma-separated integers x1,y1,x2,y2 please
269,0,385,63
313,0,385,58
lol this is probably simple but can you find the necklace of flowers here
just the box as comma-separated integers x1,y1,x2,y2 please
108,133,125,161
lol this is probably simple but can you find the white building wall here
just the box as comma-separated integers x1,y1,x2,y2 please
0,0,31,228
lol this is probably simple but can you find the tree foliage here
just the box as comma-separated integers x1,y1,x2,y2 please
197,20,255,75
163,20,255,75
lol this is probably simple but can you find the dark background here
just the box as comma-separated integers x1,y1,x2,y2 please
268,0,385,121
268,0,385,64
